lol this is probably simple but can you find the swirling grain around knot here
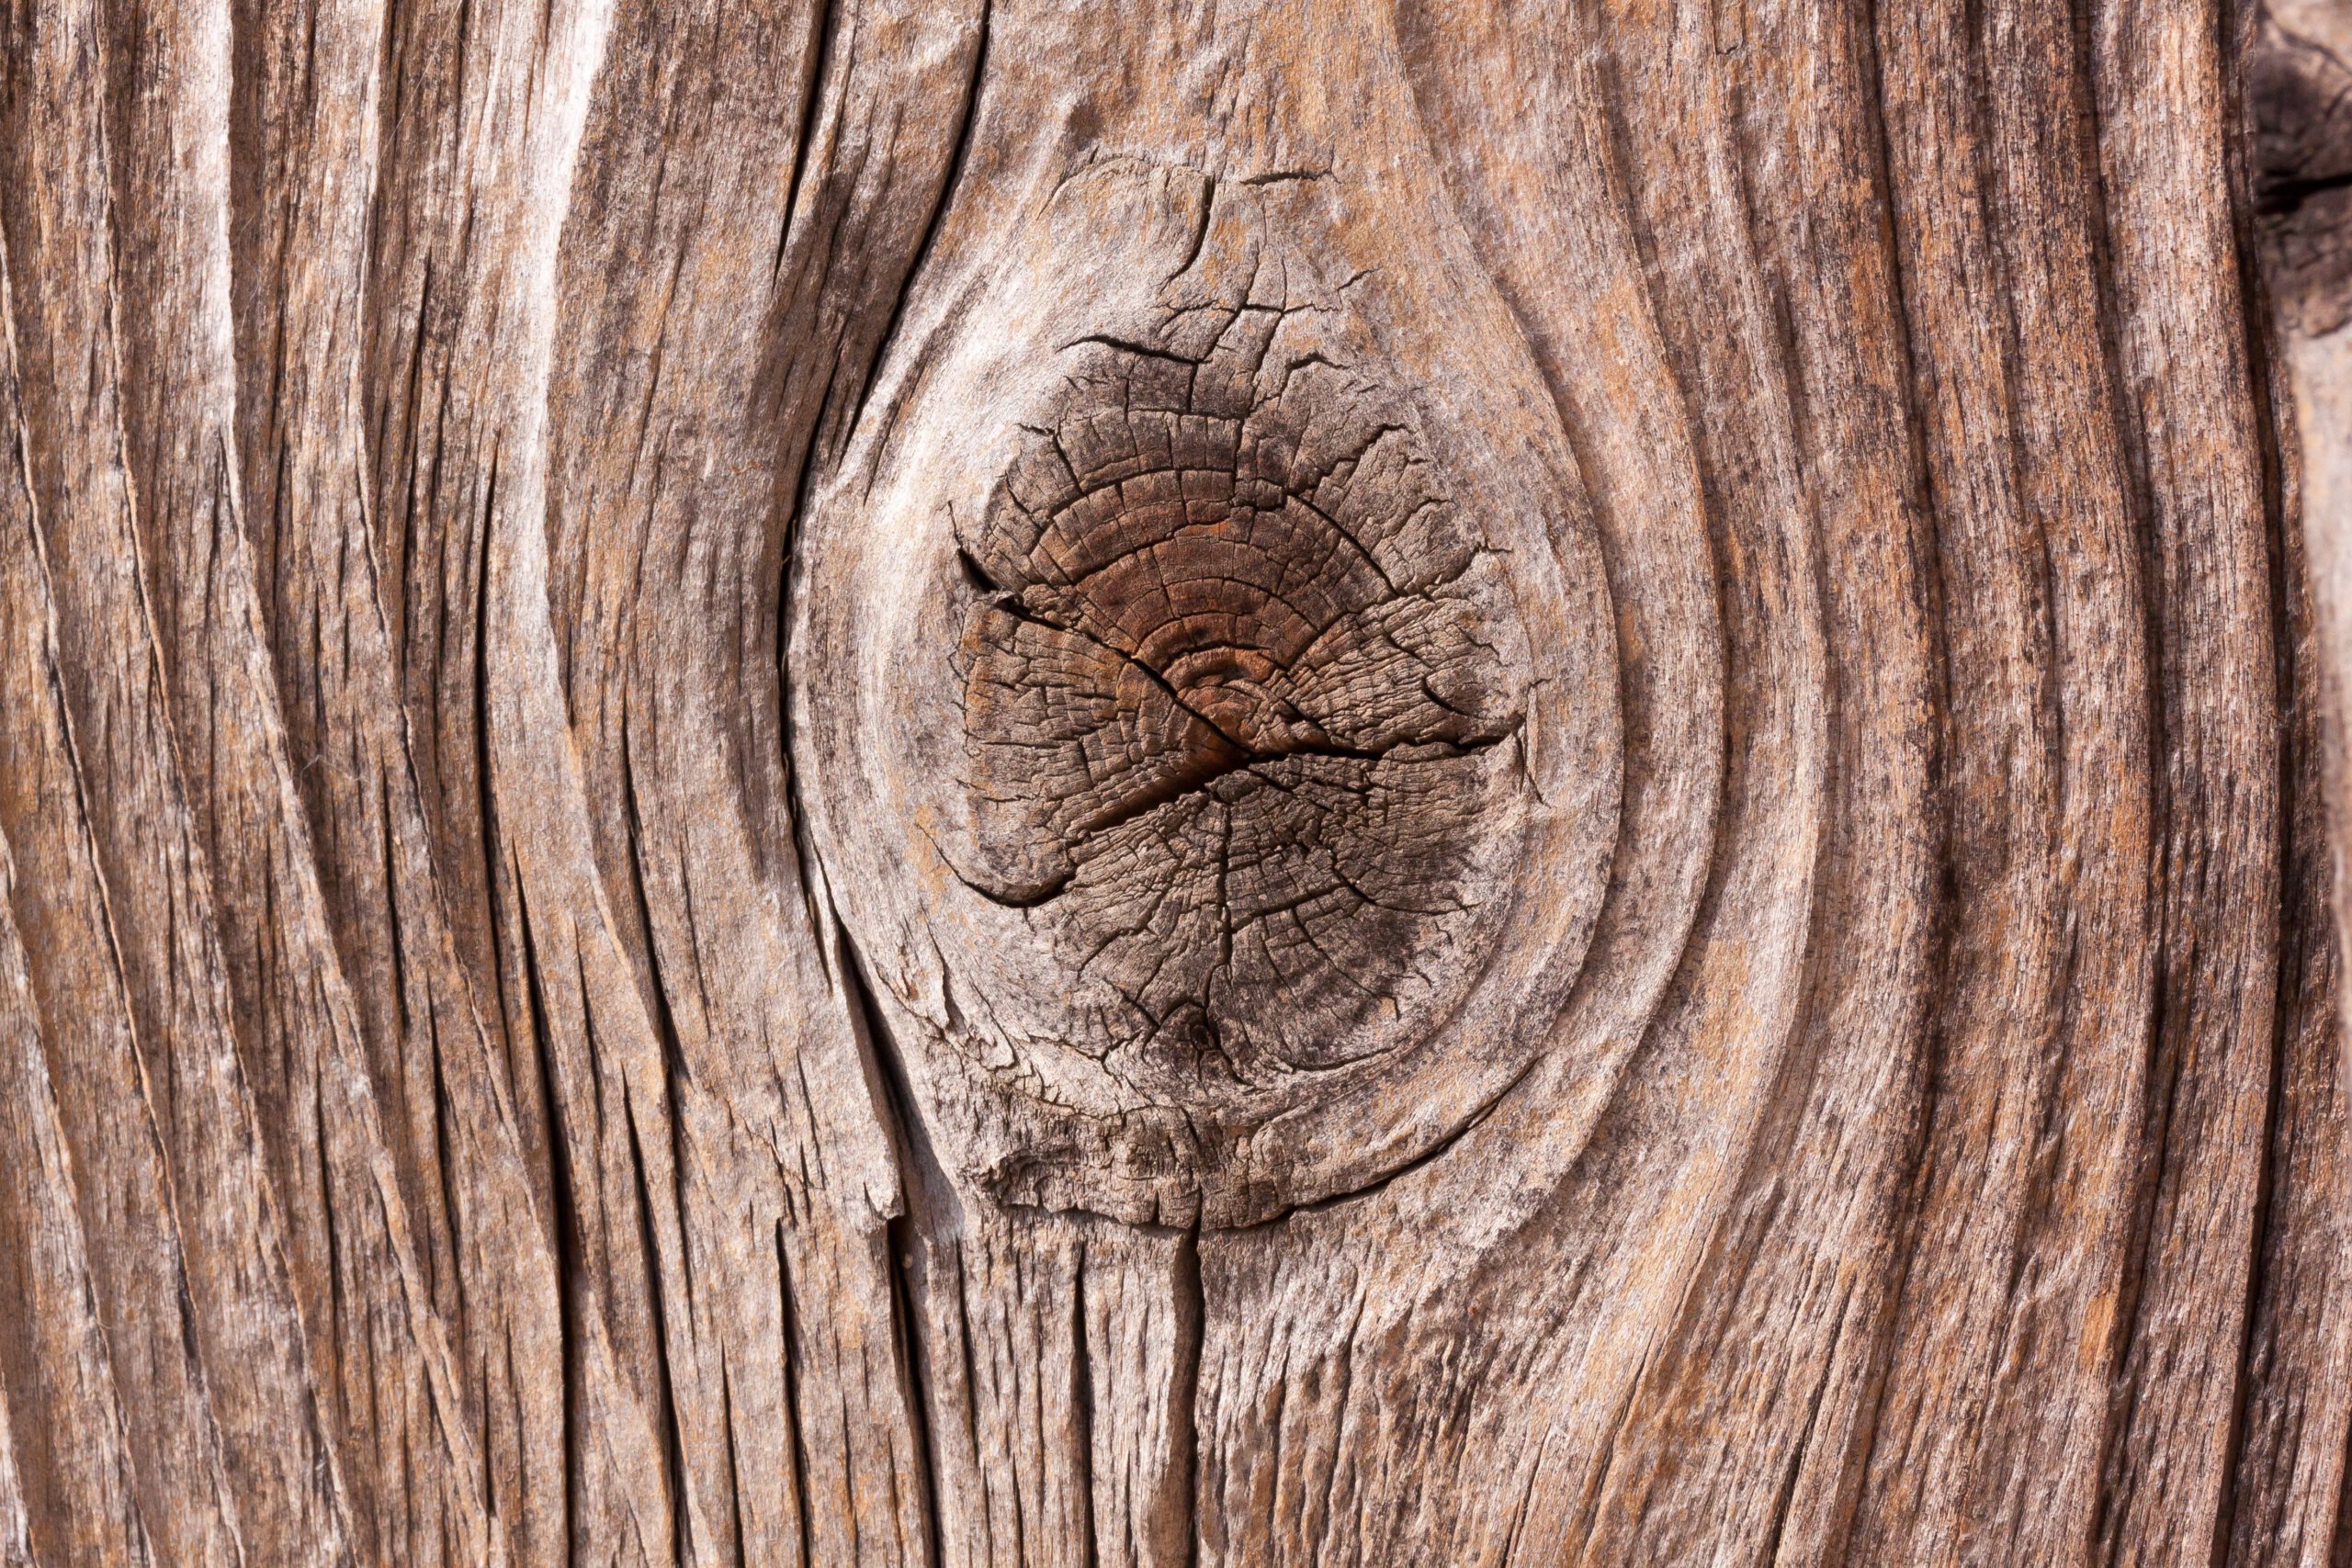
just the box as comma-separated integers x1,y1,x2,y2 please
797,163,1620,1227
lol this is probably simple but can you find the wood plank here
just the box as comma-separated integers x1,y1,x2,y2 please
0,0,2343,1562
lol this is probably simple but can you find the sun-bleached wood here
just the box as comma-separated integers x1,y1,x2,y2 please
0,0,2346,1564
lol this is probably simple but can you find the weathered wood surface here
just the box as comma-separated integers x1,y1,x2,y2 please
2,0,2350,1562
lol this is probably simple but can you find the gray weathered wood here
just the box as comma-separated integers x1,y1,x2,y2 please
3,0,2349,1563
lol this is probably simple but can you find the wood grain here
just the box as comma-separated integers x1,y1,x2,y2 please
1,0,2347,1562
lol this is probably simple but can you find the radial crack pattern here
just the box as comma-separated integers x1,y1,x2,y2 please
957,301,1525,1092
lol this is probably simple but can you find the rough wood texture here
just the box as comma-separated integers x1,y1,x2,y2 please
2,0,2349,1563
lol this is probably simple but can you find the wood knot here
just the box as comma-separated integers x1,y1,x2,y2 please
2248,25,2352,334
795,159,1617,1226
954,302,1525,1093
